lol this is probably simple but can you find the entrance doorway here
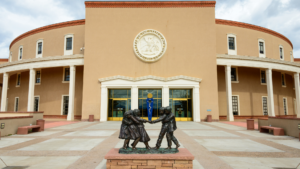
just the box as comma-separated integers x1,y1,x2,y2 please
169,89,193,121
108,89,131,121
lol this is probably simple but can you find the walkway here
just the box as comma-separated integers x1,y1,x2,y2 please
0,121,299,169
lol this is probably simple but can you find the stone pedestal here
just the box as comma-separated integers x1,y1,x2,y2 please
89,115,94,122
36,119,45,131
207,115,212,122
247,119,255,130
105,148,194,169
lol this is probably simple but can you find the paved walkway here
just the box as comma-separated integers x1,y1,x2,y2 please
0,121,300,169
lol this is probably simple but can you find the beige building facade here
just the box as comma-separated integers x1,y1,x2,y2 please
1,1,299,122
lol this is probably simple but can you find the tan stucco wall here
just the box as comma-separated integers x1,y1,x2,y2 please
216,24,293,62
6,66,83,116
218,66,296,116
10,25,85,61
83,7,219,120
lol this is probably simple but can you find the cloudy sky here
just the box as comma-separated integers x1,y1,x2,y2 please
0,0,299,58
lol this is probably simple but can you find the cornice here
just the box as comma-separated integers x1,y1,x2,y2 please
99,75,202,82
9,19,85,49
0,55,84,69
215,19,293,49
217,54,300,68
85,1,216,8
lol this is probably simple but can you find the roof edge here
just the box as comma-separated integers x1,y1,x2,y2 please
216,19,293,49
85,1,216,8
9,19,85,49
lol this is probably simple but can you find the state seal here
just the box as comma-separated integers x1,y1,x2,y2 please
133,29,167,62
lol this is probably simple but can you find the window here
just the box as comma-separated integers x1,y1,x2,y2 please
9,51,12,62
231,67,238,82
283,98,288,115
262,97,268,115
279,45,284,60
290,51,293,62
34,96,40,112
64,34,74,55
36,70,41,84
259,42,264,54
281,73,286,87
38,42,42,54
261,70,266,84
228,37,235,50
227,34,237,55
63,68,70,82
62,95,69,115
18,46,23,60
16,73,21,86
36,39,43,58
14,97,19,112
232,96,239,115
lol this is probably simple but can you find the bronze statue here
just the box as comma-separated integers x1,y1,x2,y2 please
150,106,180,149
130,109,151,149
119,110,141,149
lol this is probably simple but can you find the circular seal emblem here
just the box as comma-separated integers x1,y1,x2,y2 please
133,29,167,62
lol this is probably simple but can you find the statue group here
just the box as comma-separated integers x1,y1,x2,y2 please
119,106,180,151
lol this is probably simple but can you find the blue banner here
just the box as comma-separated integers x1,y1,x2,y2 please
146,98,154,121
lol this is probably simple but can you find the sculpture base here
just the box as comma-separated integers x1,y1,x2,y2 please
119,147,179,154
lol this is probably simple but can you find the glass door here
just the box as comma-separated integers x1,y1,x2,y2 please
169,89,193,121
108,89,131,121
112,99,127,118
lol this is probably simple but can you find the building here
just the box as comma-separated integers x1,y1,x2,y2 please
1,1,299,122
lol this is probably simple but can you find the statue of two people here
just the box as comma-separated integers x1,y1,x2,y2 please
118,106,180,150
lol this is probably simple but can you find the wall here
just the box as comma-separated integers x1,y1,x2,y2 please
216,24,293,62
6,66,83,116
218,66,296,117
10,24,85,61
83,6,219,120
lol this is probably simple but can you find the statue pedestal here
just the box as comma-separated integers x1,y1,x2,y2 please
105,148,194,169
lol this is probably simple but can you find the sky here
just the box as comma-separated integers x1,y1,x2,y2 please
0,0,299,58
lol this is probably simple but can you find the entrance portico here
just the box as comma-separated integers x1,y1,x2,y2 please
99,75,201,122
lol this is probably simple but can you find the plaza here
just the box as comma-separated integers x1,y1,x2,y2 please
0,121,300,169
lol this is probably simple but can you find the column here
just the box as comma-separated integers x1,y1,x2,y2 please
27,69,36,111
193,86,200,122
162,86,169,107
67,66,76,121
100,86,108,122
1,73,9,111
131,86,138,109
294,73,300,118
225,65,234,121
266,68,275,116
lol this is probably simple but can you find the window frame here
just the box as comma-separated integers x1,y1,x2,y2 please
14,97,19,112
35,69,41,85
18,46,23,61
232,95,240,116
283,97,288,115
36,39,43,58
290,51,293,62
227,34,237,55
260,69,267,85
34,95,40,112
9,51,12,62
231,67,239,83
61,95,69,115
279,45,284,60
16,73,21,87
64,34,74,55
258,39,266,58
262,96,268,116
281,73,286,87
62,67,70,83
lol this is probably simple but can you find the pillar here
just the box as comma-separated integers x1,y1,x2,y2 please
100,86,108,122
1,73,8,111
266,68,275,116
67,65,76,121
27,68,36,111
193,86,200,122
225,65,234,121
131,86,138,109
294,73,300,118
162,86,169,107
